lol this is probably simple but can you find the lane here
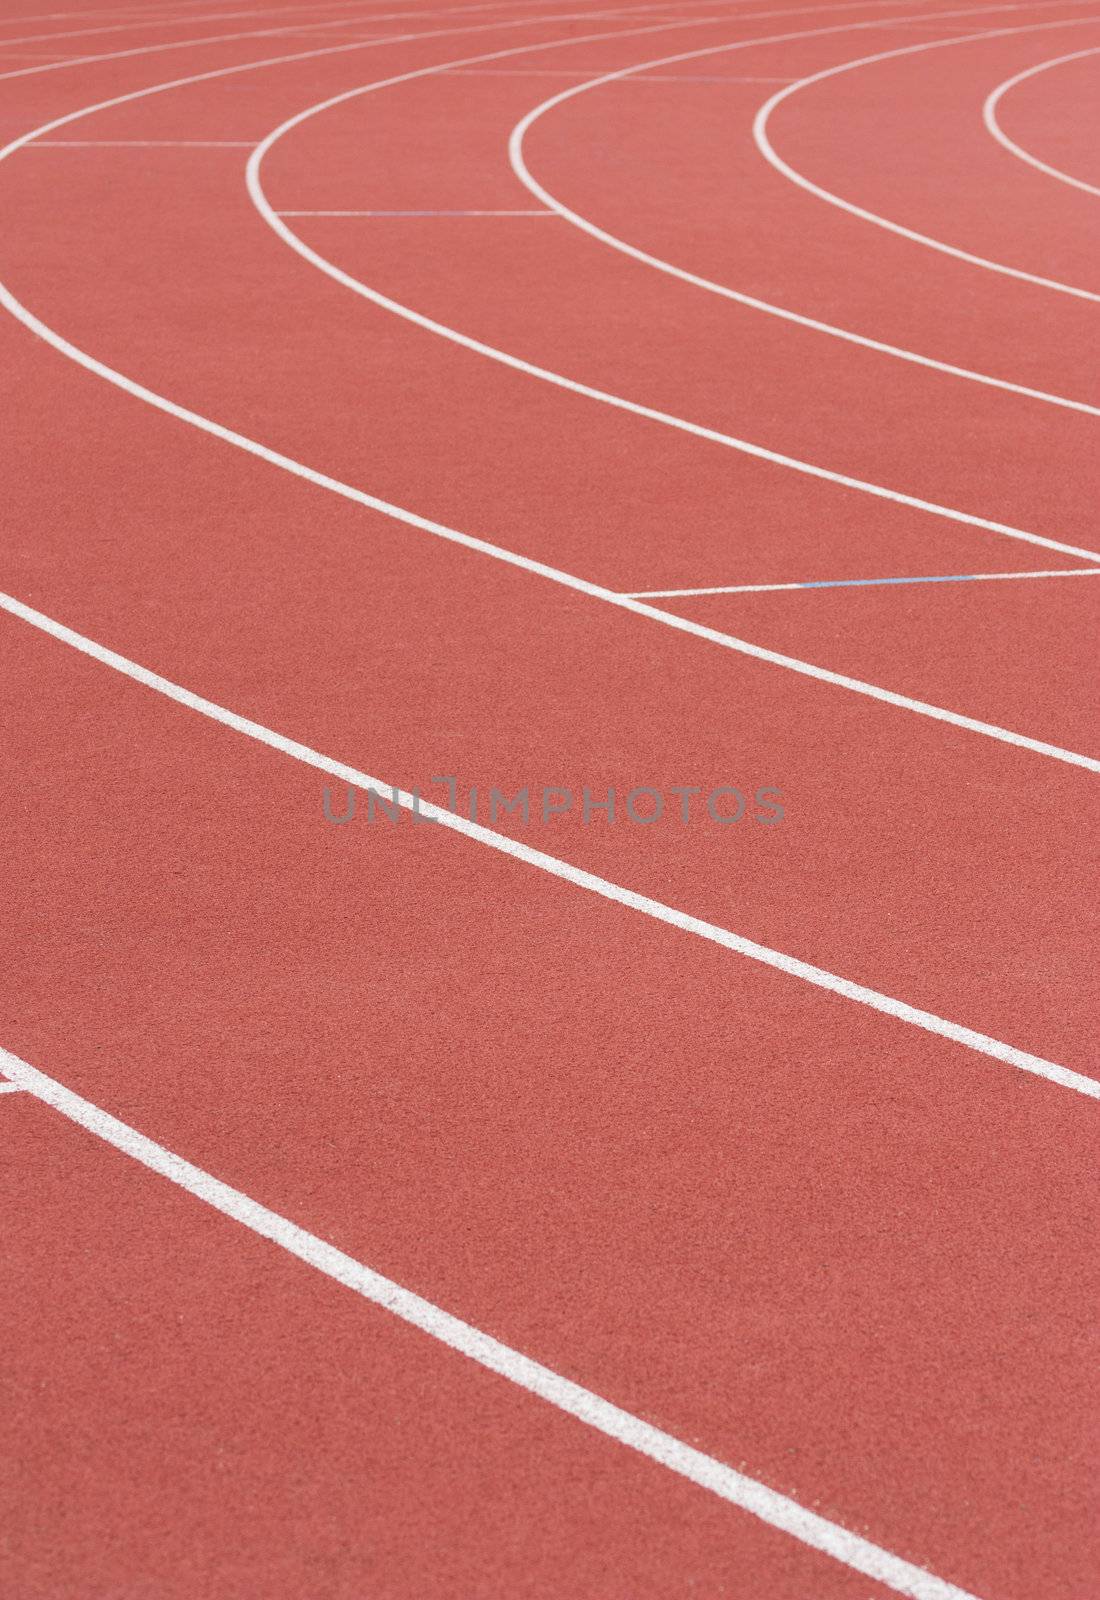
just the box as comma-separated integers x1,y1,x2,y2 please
7,578,1092,1095
247,15,1100,745
511,13,1100,403
658,568,1100,757
983,42,1100,193
12,3,1093,620
755,18,1100,292
508,25,1098,414
0,0,710,137
0,601,1097,1600
0,0,670,43
0,1090,908,1600
250,20,1100,573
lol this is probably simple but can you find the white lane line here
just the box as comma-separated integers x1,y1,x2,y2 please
0,6,136,20
0,2,372,45
0,1082,26,1094
235,28,400,38
628,566,1100,595
445,63,643,72
983,44,1100,196
606,66,800,73
0,5,424,50
32,138,260,145
0,1,200,19
0,0,628,24
1,590,1096,1097
508,16,1100,415
251,17,1100,569
0,6,281,46
277,206,556,213
4,5,1098,771
444,65,795,75
753,20,1100,302
0,0,701,84
0,0,525,28
261,8,684,38
0,1043,989,1600
0,0,646,50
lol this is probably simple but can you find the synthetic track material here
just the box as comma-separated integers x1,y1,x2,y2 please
1,2,1096,1597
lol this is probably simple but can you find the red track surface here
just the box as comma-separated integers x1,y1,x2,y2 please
0,1,1096,1596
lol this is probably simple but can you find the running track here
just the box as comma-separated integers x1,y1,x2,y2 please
0,0,1097,1595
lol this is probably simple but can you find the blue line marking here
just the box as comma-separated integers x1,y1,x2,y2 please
803,574,1002,590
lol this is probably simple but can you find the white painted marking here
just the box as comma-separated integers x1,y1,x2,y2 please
0,6,267,46
444,66,796,77
983,45,1100,196
3,5,1098,772
0,1040,991,1600
251,20,1100,564
0,1,185,19
753,20,1100,301
0,0,637,25
0,0,659,50
0,589,1097,1095
237,29,394,41
276,207,555,214
0,0,704,84
0,3,342,46
33,138,259,145
10,0,702,15
629,566,1100,596
508,20,1100,414
0,1082,26,1094
0,10,387,68
446,64,642,74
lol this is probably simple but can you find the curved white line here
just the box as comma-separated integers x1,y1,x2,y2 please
0,0,696,51
0,2,159,21
753,19,1100,300
0,0,702,83
0,0,592,24
0,9,408,82
2,10,1099,772
508,24,1100,414
248,13,1100,564
505,27,1100,412
983,44,1100,195
0,4,352,49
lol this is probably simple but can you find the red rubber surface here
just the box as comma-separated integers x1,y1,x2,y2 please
0,1,1096,1596
992,44,1100,188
